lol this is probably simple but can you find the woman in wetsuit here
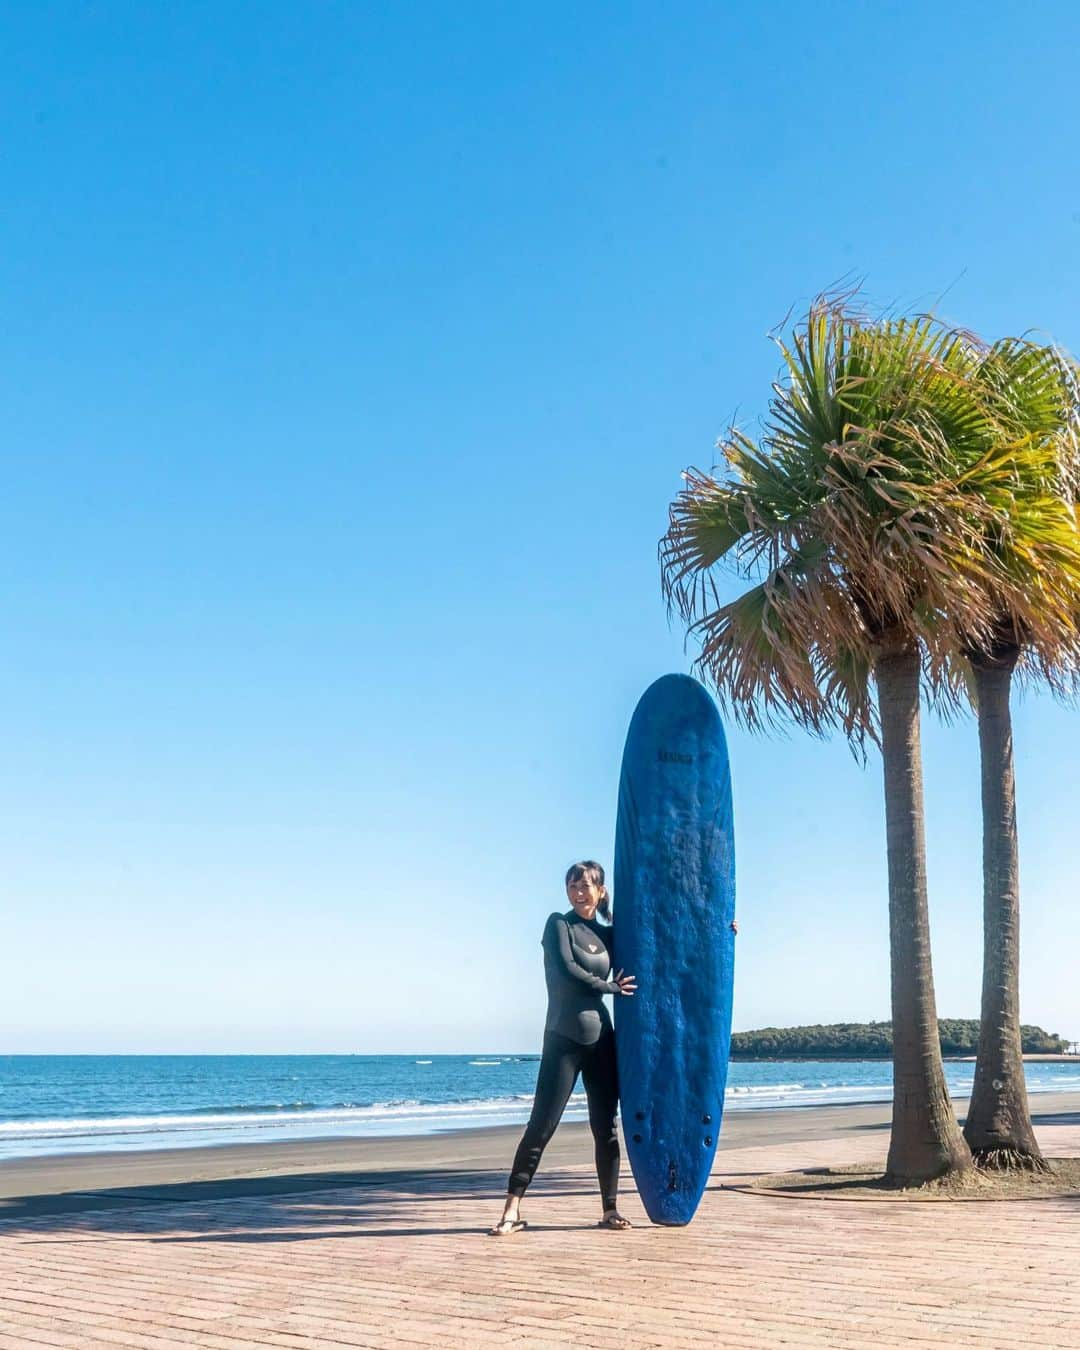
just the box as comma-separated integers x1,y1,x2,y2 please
488,860,637,1236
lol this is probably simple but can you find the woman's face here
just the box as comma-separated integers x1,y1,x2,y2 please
566,872,604,920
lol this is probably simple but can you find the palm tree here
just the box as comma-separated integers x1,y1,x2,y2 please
661,301,1042,1182
952,339,1080,1169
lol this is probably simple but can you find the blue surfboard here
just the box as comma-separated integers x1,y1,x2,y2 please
613,673,735,1226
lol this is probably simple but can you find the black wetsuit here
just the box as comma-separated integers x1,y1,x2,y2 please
507,911,621,1209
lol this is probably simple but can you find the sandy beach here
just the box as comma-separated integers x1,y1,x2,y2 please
3,1094,1080,1346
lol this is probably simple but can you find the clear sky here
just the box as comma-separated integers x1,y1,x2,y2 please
3,2,1078,1053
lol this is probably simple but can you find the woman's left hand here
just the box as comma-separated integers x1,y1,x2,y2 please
731,920,738,934
613,969,638,996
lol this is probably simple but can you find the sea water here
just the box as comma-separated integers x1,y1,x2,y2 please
1,1054,1077,1161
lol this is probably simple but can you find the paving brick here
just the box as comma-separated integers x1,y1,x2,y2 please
1,1122,1078,1348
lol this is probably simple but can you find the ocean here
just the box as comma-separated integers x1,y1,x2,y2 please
2,1055,1078,1161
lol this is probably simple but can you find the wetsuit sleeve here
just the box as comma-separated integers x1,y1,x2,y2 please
543,914,618,995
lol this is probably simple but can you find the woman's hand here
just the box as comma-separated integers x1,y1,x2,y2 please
613,970,637,996
731,920,738,934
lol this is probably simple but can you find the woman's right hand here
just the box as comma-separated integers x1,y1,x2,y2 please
613,969,637,996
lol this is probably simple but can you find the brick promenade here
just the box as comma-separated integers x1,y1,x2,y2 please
1,1122,1078,1349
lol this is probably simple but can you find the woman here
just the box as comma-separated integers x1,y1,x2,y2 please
488,860,637,1236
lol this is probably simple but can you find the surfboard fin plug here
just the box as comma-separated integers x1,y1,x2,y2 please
667,1161,679,1192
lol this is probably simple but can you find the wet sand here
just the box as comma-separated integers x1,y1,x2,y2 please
4,1091,1078,1219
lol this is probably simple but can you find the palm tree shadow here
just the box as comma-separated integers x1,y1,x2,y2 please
1028,1110,1080,1127
4,1166,601,1244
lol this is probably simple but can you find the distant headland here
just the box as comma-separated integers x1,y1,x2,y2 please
731,1020,1076,1060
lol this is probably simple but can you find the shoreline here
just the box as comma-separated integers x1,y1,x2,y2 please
5,1073,1078,1169
4,1090,1079,1218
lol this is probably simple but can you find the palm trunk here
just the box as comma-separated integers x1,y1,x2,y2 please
876,638,972,1182
962,650,1046,1170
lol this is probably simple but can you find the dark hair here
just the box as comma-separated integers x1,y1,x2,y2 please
565,860,612,923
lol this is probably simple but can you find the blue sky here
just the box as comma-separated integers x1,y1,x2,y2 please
2,2,1078,1052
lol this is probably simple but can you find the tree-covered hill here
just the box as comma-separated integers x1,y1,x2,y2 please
730,1021,1069,1059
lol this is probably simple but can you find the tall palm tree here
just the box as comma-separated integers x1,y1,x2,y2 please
952,340,1080,1169
661,301,1041,1182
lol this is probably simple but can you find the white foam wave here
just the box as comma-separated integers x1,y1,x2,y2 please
2,1063,1076,1159
5,1072,1078,1143
0,1092,592,1142
729,1083,807,1095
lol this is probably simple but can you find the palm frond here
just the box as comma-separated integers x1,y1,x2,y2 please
684,548,874,743
659,294,1080,743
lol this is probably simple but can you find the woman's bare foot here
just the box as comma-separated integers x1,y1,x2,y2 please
488,1198,526,1236
598,1208,631,1230
488,1217,528,1236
